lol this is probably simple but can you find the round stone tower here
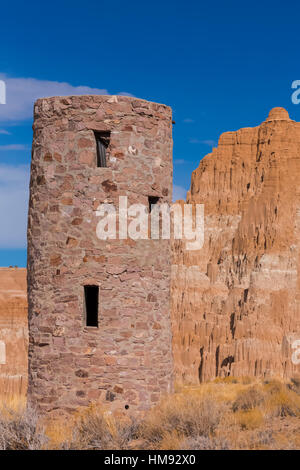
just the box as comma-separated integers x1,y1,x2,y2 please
27,95,174,414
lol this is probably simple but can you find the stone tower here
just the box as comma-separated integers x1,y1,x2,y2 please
27,95,174,414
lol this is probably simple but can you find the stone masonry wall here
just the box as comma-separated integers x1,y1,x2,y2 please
27,95,174,414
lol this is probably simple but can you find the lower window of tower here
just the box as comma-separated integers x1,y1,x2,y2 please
84,285,99,327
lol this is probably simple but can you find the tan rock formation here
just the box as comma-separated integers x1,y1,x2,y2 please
172,108,300,384
0,268,28,397
3,106,300,404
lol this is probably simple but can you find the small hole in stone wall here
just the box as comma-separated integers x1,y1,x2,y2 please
148,196,160,213
84,285,99,327
125,404,129,410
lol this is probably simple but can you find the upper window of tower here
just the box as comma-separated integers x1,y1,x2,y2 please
148,196,160,213
94,131,110,167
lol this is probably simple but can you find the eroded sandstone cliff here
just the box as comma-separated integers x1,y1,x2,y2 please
2,107,300,397
172,108,300,384
0,268,28,396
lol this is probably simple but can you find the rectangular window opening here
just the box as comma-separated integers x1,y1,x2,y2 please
84,285,99,327
148,196,160,213
94,131,110,167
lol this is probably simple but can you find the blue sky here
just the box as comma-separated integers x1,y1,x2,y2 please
0,0,300,267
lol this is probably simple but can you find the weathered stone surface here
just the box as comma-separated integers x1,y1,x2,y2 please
171,108,300,384
7,103,300,407
28,95,174,414
0,268,28,396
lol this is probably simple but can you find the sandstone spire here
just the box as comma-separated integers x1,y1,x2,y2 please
171,107,300,383
265,107,291,122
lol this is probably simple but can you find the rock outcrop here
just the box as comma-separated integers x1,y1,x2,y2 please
172,108,300,384
0,268,28,396
3,106,300,400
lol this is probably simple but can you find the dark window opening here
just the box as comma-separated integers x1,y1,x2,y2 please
148,196,160,213
94,131,110,167
84,285,99,327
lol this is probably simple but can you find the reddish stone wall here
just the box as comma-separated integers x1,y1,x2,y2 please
28,95,174,414
172,108,300,384
0,268,28,397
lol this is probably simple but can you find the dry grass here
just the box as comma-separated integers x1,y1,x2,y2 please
0,376,299,450
0,374,27,402
263,380,300,418
0,394,26,414
158,430,183,450
235,408,264,430
44,416,75,450
53,404,139,450
139,394,223,449
0,372,27,416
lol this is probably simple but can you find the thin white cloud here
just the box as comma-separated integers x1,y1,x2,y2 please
174,159,185,165
183,118,195,123
189,138,217,147
0,144,27,151
173,184,187,202
0,164,29,248
201,139,217,147
0,129,11,135
0,75,133,122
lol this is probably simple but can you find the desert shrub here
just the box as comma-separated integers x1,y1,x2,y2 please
64,405,138,450
0,406,47,450
139,395,223,447
115,420,140,449
264,383,300,417
181,435,230,450
232,386,265,412
70,408,112,450
235,408,264,430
